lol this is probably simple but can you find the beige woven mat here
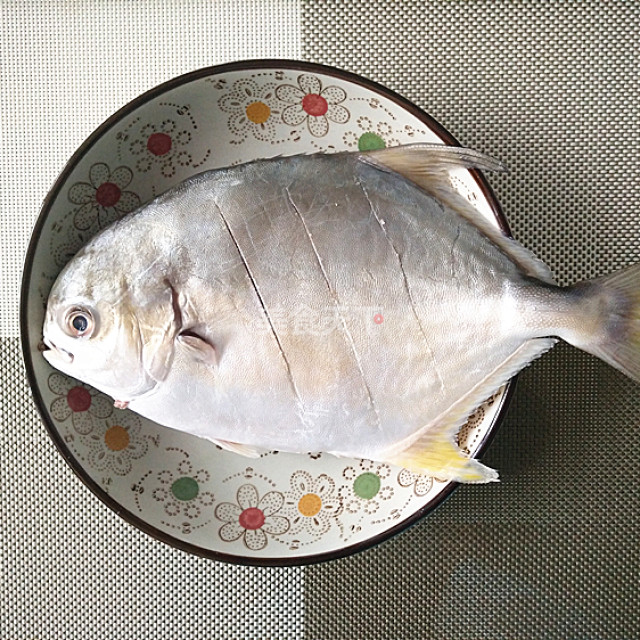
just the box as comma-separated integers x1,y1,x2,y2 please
302,2,639,638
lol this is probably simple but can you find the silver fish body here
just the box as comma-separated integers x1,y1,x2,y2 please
43,145,640,482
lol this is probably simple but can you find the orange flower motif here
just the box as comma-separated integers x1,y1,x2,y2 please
218,79,280,142
83,414,148,476
284,470,342,536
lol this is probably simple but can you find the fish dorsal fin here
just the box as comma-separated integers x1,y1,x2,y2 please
383,337,558,482
360,144,555,285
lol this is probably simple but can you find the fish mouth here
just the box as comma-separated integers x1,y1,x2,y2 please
42,336,74,364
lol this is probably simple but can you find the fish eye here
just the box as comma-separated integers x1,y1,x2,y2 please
65,307,94,338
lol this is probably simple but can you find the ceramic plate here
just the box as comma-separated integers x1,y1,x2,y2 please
21,60,512,565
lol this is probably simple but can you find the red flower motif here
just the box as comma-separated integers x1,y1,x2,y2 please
48,373,113,435
129,120,193,178
276,74,350,137
67,163,140,230
215,484,289,551
146,132,172,156
239,507,265,530
302,93,328,116
95,181,121,207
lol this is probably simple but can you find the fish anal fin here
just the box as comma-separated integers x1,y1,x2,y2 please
389,436,499,484
360,143,555,285
384,337,558,483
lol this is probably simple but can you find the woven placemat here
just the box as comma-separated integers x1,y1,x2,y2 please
2,2,305,639
302,1,639,638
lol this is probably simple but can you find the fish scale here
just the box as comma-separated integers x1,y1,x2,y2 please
357,163,527,397
277,158,451,451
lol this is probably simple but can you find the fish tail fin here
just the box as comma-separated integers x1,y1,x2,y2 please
387,429,499,484
567,263,640,382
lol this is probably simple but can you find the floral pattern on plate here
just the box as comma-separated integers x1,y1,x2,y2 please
48,372,113,435
133,448,215,535
276,73,350,137
116,103,211,181
67,163,141,230
218,78,282,143
81,412,149,477
284,470,343,539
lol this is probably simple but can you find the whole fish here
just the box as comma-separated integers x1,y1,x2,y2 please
42,144,640,482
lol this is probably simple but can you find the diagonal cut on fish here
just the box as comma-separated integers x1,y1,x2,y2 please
285,185,383,429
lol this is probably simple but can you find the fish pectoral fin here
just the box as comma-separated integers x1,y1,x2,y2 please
386,337,559,483
360,143,555,284
135,280,182,384
210,439,263,458
177,331,218,367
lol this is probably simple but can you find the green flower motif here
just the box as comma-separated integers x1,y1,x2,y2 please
153,459,214,519
340,460,394,515
358,131,386,151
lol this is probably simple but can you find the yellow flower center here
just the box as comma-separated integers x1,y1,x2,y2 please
298,493,322,517
104,425,130,451
245,101,271,124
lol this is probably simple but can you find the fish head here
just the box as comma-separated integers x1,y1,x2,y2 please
42,242,180,403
